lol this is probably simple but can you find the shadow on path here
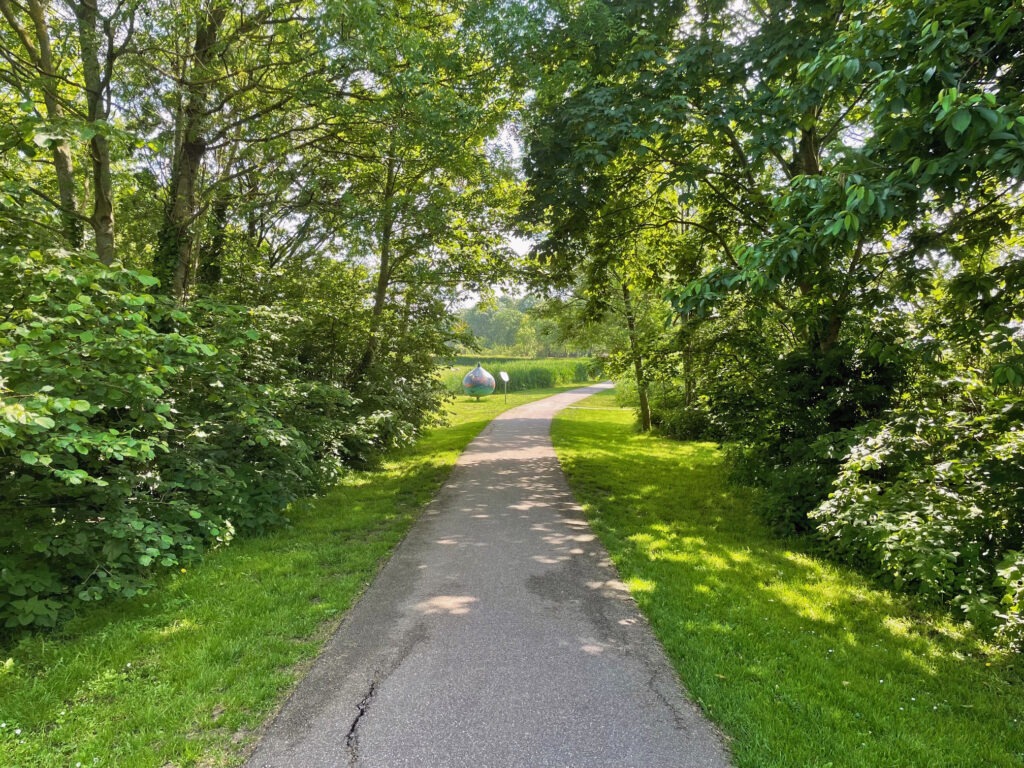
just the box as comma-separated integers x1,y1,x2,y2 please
246,384,731,768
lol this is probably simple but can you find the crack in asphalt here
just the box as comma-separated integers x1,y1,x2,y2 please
243,384,731,767
345,679,377,766
343,618,428,767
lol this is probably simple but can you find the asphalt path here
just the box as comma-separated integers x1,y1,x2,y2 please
246,383,731,768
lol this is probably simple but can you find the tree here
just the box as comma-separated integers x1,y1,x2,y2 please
303,0,522,382
521,0,1024,641
0,0,138,260
528,152,688,430
0,0,535,631
71,0,138,264
144,0,328,299
0,0,82,247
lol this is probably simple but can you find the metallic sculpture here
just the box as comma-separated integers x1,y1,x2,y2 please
462,364,496,399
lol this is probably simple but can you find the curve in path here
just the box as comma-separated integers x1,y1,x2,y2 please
246,383,731,768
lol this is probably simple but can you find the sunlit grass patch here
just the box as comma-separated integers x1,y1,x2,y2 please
0,385,583,767
552,388,1024,768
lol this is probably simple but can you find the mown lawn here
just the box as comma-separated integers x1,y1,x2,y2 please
552,389,1024,768
0,386,578,768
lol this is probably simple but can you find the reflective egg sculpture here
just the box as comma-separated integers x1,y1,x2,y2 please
462,364,496,398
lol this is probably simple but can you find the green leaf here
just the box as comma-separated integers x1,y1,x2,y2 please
977,108,1001,127
950,110,972,134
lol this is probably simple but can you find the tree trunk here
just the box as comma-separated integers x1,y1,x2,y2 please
74,0,115,265
622,283,652,432
154,6,226,299
88,134,115,264
792,112,846,352
28,0,82,248
1,0,84,247
791,112,821,178
818,310,843,354
353,154,399,381
682,333,695,407
197,191,229,287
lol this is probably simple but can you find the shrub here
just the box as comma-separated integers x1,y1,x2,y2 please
811,390,1024,646
0,251,225,627
649,390,718,440
0,251,382,630
708,344,904,533
997,552,1024,649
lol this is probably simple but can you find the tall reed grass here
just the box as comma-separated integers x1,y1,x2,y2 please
440,358,596,394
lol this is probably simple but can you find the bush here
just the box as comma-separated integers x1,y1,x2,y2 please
0,251,223,627
0,251,385,630
811,389,1024,647
649,390,718,440
709,344,904,533
998,552,1024,649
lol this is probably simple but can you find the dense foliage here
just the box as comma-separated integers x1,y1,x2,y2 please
0,250,451,629
0,0,522,630
4,0,1023,650
458,295,588,358
813,387,1024,644
523,0,1024,646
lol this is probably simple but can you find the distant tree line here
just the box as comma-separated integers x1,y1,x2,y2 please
457,294,595,358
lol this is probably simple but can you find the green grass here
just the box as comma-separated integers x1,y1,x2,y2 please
0,386,584,768
445,354,531,366
440,356,595,394
552,389,1024,768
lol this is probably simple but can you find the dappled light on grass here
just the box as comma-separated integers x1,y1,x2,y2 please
155,618,199,638
553,389,1024,768
623,577,656,594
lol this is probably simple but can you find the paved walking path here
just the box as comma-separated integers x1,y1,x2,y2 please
246,384,731,768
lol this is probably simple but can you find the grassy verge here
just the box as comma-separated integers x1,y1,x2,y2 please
552,389,1023,768
0,386,582,768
